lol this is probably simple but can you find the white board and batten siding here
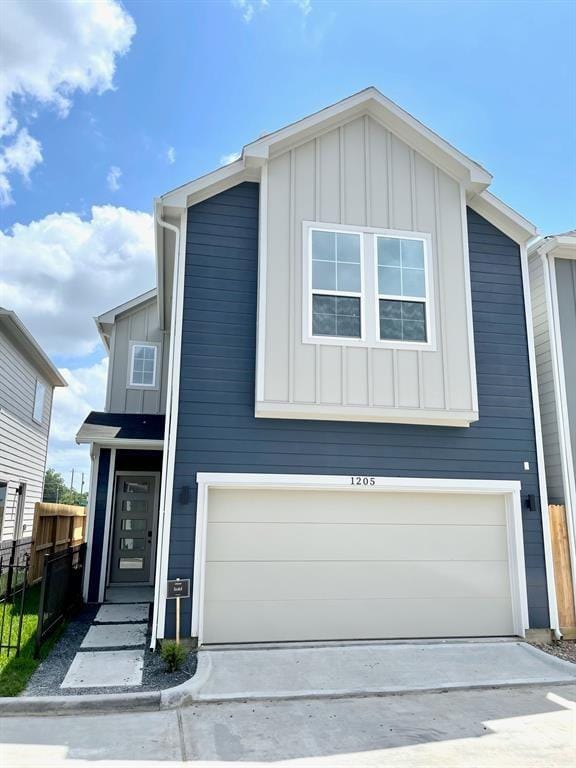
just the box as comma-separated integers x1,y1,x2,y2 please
0,330,53,540
257,114,477,426
201,487,518,644
106,299,168,415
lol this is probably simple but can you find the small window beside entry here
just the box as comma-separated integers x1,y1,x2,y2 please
33,380,45,423
129,343,158,388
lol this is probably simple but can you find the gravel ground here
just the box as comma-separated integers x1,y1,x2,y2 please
530,639,576,665
23,605,197,697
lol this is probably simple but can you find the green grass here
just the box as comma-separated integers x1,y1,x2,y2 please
0,585,65,697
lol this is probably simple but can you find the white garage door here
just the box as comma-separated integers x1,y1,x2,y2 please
202,488,516,644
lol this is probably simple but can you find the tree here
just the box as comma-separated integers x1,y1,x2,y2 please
43,468,88,506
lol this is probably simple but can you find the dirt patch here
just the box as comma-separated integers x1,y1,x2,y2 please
530,639,576,665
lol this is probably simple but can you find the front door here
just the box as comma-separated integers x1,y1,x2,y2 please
109,475,157,584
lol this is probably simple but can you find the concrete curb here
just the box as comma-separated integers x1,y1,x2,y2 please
0,656,212,717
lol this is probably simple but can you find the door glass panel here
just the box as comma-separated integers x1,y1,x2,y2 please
123,481,149,493
120,537,145,551
119,557,144,570
121,518,146,531
122,499,147,514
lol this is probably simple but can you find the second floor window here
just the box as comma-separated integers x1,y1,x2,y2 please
129,343,158,387
304,222,434,350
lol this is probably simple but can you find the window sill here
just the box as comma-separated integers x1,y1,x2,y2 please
255,401,478,427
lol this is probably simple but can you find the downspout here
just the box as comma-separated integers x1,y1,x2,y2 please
151,205,180,647
525,246,561,640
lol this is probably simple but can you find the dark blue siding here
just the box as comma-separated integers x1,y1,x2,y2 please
167,183,549,636
87,448,110,602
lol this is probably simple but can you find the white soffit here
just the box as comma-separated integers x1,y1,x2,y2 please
467,190,537,244
528,231,576,260
94,288,158,349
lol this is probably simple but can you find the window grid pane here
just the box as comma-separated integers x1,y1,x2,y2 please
377,236,425,299
313,295,361,338
379,300,427,342
312,230,361,293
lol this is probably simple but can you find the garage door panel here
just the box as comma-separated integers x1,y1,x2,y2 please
205,561,512,602
202,487,517,643
206,522,508,562
209,489,506,526
203,598,515,644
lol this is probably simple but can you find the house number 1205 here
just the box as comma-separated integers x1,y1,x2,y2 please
350,476,376,486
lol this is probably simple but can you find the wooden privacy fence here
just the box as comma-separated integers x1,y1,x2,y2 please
549,504,576,639
28,503,87,584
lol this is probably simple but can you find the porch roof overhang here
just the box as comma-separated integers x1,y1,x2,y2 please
76,411,165,446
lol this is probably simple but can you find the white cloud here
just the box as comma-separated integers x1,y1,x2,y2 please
0,128,42,205
231,0,311,23
47,358,109,483
0,0,135,203
231,0,269,23
220,151,241,166
107,165,122,191
166,146,176,165
0,205,155,356
292,0,312,15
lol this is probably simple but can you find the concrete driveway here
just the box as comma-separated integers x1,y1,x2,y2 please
192,640,576,701
1,684,575,767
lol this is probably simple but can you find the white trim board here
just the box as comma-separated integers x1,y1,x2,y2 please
191,473,529,645
82,444,100,601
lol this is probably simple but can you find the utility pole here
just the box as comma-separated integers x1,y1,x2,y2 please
80,473,85,495
71,469,75,492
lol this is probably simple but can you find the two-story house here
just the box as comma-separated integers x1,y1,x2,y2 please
78,88,560,647
0,308,67,540
529,231,576,631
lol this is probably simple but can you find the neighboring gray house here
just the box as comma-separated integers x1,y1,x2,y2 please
529,231,576,603
78,88,562,648
0,309,67,540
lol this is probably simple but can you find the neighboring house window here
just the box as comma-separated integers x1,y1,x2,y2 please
129,343,158,387
304,222,433,349
33,379,45,423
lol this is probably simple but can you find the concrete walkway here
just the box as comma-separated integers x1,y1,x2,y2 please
61,600,150,689
1,684,574,767
194,640,576,701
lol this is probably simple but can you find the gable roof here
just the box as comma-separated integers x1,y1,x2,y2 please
0,309,67,387
161,87,493,210
95,288,157,350
528,229,576,259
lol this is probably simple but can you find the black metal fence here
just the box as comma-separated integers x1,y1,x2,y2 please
34,543,86,657
0,543,31,657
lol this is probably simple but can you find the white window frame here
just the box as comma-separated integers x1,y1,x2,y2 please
128,342,160,389
302,221,436,351
32,379,45,424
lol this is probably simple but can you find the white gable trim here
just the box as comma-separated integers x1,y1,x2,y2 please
467,191,537,244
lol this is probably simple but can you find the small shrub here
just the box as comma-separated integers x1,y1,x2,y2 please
160,640,187,673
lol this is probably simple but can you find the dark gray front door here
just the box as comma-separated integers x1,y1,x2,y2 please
109,475,157,584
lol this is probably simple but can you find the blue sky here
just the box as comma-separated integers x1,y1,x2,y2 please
1,0,574,484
